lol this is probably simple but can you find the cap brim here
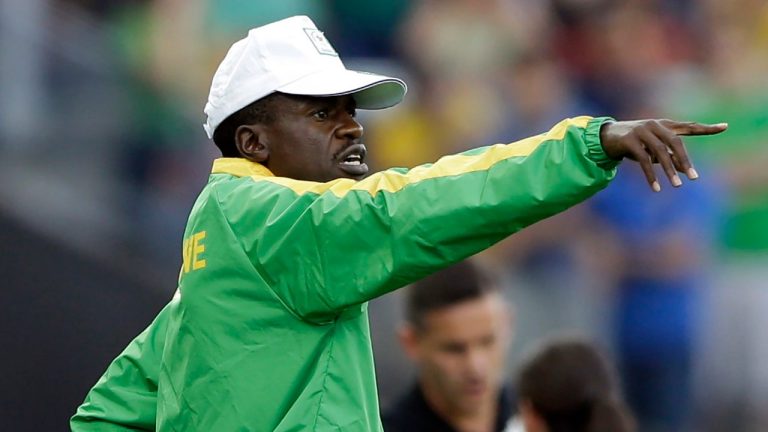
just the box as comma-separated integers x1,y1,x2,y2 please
276,68,407,110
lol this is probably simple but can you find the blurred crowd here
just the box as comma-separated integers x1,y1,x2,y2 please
1,0,767,431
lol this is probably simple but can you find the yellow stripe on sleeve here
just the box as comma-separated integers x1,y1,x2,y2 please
262,116,592,198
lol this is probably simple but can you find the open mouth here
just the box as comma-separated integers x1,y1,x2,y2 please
335,143,369,177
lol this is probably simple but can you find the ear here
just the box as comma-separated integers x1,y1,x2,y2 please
519,399,547,432
235,124,269,163
398,324,422,362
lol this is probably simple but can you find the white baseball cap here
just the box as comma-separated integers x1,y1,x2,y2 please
203,15,407,139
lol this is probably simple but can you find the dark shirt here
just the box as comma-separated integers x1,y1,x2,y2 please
382,384,514,432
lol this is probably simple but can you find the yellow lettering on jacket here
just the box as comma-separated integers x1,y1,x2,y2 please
182,231,207,274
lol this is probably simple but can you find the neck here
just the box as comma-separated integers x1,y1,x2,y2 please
419,380,499,432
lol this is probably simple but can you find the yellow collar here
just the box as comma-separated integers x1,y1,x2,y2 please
211,158,274,178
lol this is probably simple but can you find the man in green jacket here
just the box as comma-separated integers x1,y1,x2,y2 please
71,15,726,431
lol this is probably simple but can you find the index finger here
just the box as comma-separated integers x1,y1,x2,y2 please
659,120,729,136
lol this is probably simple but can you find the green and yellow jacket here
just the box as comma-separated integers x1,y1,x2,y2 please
71,116,617,431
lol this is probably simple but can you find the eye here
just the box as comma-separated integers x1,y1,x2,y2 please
440,343,466,355
347,108,357,118
313,109,329,120
480,335,496,348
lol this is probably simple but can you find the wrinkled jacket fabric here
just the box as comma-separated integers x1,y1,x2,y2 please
72,117,617,431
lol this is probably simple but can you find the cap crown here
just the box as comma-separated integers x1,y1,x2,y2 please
204,16,343,138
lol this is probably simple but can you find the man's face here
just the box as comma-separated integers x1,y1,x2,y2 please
259,94,367,182
402,294,511,415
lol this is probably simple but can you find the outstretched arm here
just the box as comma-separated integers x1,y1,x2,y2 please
216,116,726,321
220,117,616,320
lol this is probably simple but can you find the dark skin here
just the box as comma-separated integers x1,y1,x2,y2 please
234,93,728,190
599,119,728,191
235,93,367,183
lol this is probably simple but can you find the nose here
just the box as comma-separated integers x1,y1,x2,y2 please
336,114,364,141
465,348,488,376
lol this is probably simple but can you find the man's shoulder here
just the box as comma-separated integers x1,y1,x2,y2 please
382,383,517,432
381,385,451,432
381,385,421,429
201,172,297,210
380,393,413,428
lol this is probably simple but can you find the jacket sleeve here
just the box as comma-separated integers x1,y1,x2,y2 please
70,302,172,431
219,116,618,321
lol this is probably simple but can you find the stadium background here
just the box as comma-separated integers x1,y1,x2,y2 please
1,0,767,431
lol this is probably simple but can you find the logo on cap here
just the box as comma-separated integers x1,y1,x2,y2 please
304,28,338,56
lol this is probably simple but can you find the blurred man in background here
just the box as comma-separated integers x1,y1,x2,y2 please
383,260,514,432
